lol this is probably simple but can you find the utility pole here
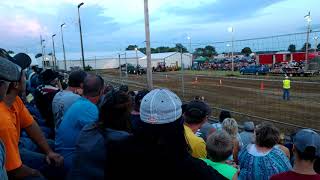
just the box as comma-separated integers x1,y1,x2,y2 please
180,48,185,99
61,23,67,71
304,12,311,63
78,2,85,69
118,54,122,80
40,36,45,67
52,34,56,70
125,52,128,78
315,36,319,53
144,0,153,90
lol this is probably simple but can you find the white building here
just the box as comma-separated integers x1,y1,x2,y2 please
36,50,145,70
139,52,192,69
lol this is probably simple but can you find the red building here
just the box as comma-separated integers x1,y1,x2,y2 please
258,52,319,65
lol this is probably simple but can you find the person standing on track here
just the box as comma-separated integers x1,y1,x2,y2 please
283,76,291,101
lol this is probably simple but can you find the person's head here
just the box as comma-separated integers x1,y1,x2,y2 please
67,70,87,95
222,118,238,138
0,56,22,100
134,90,149,112
138,88,189,156
255,123,280,148
243,121,255,133
293,129,320,162
99,90,132,131
83,74,104,103
184,100,211,126
2,52,31,96
219,110,231,123
39,69,60,86
119,85,129,93
206,130,233,162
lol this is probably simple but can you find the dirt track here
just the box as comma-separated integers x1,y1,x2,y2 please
99,69,320,133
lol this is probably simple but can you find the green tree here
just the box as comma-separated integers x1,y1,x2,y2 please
204,45,217,57
194,48,204,57
317,43,320,51
175,43,188,53
301,42,312,51
287,44,296,53
126,45,138,50
138,48,146,54
241,47,252,56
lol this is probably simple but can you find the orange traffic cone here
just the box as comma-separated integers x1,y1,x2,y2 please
260,81,264,91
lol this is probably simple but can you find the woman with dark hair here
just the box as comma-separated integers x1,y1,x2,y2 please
68,90,132,179
238,122,292,180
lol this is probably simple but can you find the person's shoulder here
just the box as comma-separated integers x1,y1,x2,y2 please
185,157,228,180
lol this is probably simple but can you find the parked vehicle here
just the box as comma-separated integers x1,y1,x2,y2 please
240,65,269,75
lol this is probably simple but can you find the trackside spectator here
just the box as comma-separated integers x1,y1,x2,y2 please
0,50,64,179
130,89,149,132
55,74,104,171
239,121,255,148
124,89,227,179
222,118,242,164
69,90,132,179
34,69,61,130
238,123,292,180
52,70,87,131
271,129,320,180
184,100,211,158
203,130,238,180
212,110,231,130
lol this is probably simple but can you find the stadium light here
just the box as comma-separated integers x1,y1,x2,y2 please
187,36,192,68
51,34,56,69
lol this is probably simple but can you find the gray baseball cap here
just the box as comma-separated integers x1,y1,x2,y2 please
140,88,182,124
294,129,320,157
0,57,22,82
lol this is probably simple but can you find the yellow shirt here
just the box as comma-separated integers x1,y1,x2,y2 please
283,79,291,89
184,125,207,158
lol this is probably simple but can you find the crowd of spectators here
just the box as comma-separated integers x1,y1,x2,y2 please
0,48,319,179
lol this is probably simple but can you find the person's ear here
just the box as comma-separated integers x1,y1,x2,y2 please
80,83,84,89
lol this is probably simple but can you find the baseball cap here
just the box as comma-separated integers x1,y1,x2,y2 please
13,53,32,70
0,57,22,82
185,100,211,119
0,49,31,70
294,129,320,157
184,100,211,120
39,69,59,84
243,121,255,132
140,88,182,124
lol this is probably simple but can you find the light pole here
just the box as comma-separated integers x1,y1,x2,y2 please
226,44,231,58
135,47,139,67
40,37,45,67
78,2,85,69
314,36,318,53
304,12,311,62
51,34,56,69
60,23,67,71
228,27,235,72
144,0,153,90
187,36,192,69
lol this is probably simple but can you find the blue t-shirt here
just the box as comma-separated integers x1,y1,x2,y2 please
55,98,99,170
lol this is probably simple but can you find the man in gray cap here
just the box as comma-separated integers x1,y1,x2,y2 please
239,121,255,148
0,56,22,180
271,129,320,180
0,50,64,179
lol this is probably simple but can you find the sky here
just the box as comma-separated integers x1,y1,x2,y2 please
1,0,320,59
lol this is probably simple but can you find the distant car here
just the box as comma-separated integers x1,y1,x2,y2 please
240,65,269,75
